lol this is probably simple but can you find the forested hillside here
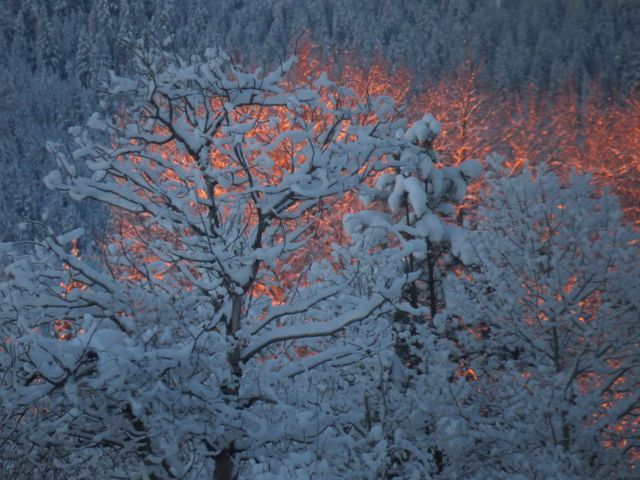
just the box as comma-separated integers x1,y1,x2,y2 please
1,0,639,241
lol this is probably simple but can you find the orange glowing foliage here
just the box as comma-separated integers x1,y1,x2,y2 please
502,83,581,173
292,40,412,107
108,45,640,297
103,43,640,331
582,92,640,224
414,59,502,220
419,59,501,167
456,364,478,382
54,240,86,340
108,125,218,285
496,81,639,225
106,44,405,302
584,368,640,459
94,44,640,460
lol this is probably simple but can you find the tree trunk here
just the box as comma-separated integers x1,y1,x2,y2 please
214,293,244,479
214,447,235,480
426,245,438,320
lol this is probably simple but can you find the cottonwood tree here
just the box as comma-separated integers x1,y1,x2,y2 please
0,46,423,479
441,164,640,478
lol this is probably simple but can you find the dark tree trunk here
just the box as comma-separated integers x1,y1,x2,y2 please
214,446,236,480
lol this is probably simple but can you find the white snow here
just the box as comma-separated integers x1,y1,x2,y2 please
403,176,427,216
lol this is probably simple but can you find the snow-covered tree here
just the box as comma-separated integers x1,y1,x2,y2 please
351,114,482,318
0,46,416,479
440,164,640,478
290,114,482,478
3,0,640,243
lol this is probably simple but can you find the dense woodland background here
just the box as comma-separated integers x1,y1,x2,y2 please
2,0,640,242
